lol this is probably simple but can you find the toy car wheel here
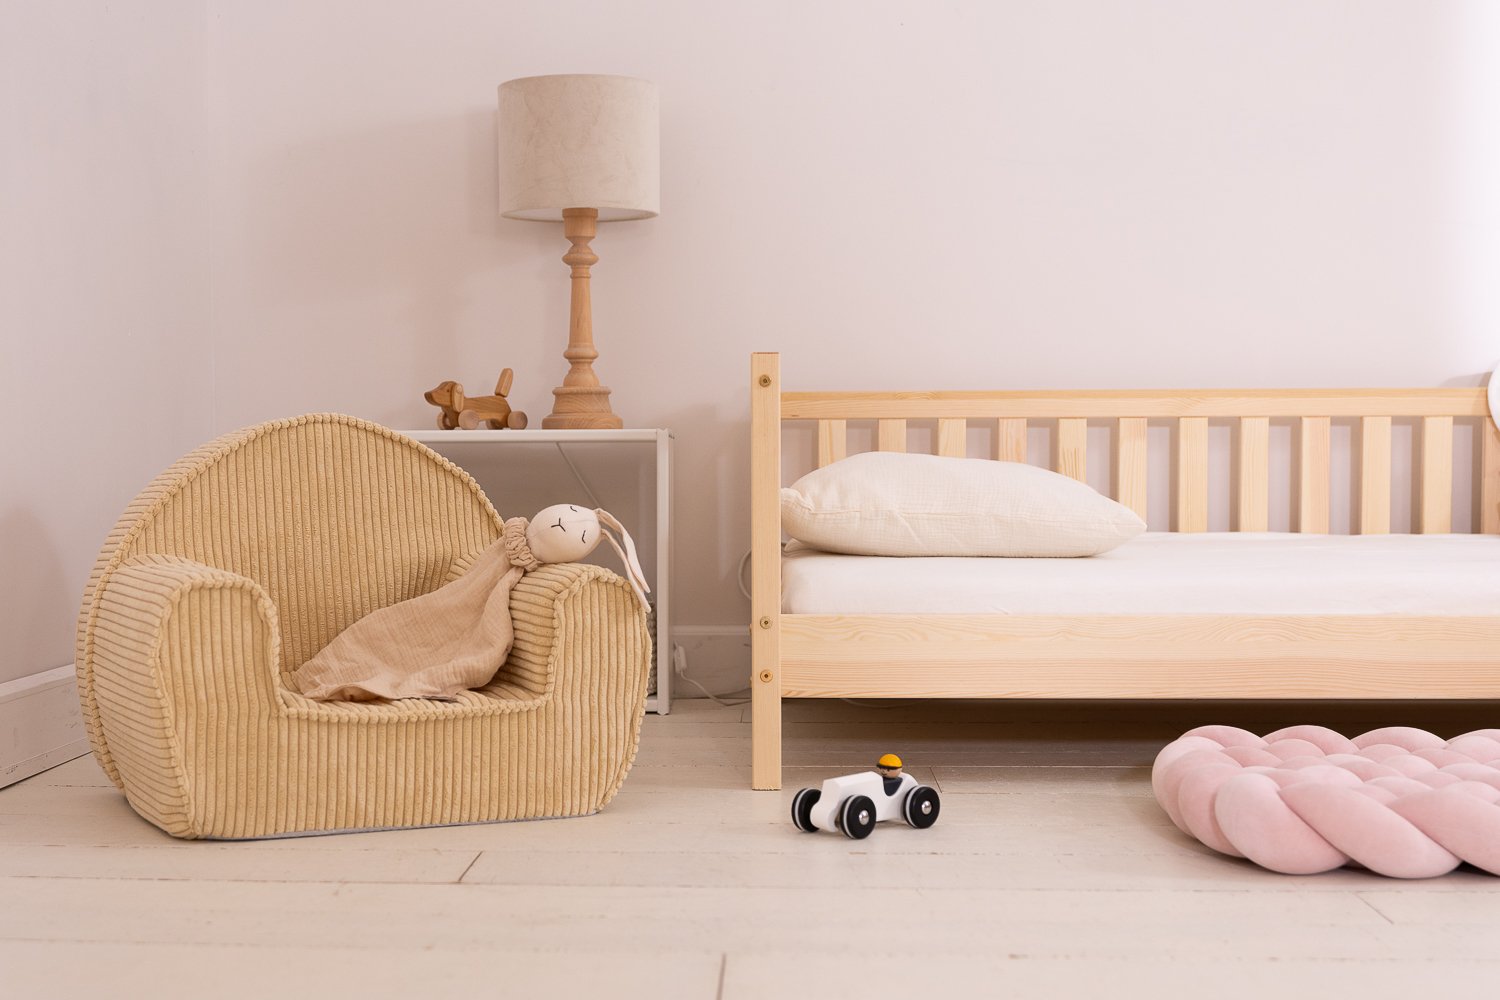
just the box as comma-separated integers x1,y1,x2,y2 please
903,785,941,829
839,794,877,840
791,787,821,832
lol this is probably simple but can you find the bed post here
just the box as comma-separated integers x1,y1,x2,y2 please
750,352,783,789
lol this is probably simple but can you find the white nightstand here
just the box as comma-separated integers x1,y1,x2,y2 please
403,428,673,713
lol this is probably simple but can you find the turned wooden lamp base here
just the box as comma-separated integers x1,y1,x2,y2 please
542,387,623,429
542,207,625,430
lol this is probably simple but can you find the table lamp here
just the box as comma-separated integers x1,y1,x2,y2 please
497,74,660,429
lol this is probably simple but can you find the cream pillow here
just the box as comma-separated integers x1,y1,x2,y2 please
780,452,1145,557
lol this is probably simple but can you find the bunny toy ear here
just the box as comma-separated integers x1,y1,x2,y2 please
595,508,651,612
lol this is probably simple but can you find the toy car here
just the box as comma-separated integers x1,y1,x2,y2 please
790,762,941,840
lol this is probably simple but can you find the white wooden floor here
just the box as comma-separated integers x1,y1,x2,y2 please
3,699,1498,999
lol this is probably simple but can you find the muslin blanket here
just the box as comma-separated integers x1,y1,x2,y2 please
290,518,541,701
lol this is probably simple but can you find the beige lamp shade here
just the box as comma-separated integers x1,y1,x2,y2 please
497,74,660,221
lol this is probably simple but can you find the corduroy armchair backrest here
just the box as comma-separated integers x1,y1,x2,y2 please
77,414,503,783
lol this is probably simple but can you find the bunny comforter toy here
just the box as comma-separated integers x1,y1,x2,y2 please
522,504,650,608
291,505,650,702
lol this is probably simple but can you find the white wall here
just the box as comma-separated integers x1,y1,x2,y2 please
5,1,1500,684
0,0,212,684
203,0,1500,637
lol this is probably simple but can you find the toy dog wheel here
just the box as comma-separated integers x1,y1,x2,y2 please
791,787,821,832
902,785,941,829
838,794,877,840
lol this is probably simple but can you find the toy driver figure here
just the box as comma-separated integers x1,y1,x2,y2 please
876,753,904,796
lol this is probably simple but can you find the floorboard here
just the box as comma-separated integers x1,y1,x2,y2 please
1,698,1495,998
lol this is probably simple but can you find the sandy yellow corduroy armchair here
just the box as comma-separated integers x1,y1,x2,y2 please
76,414,650,840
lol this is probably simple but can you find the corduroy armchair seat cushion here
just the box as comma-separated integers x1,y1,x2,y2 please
76,414,650,839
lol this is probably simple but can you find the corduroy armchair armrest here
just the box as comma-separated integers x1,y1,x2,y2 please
90,555,282,834
503,562,651,707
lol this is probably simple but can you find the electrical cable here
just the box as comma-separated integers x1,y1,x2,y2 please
737,549,753,600
673,645,750,707
554,443,604,509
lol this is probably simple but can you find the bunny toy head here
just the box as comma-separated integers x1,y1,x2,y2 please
525,504,651,611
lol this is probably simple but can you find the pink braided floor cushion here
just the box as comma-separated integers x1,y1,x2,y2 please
1152,725,1500,878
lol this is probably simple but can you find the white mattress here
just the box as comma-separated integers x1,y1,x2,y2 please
781,533,1500,616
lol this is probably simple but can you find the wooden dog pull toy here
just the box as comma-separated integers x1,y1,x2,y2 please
424,369,529,430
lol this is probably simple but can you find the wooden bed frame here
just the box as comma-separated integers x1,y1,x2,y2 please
749,352,1500,790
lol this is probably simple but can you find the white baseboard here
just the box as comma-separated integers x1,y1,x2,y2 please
671,625,751,698
1,664,89,788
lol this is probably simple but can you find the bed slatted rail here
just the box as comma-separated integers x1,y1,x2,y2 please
791,389,1498,535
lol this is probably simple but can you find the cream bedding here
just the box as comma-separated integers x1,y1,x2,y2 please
781,533,1500,616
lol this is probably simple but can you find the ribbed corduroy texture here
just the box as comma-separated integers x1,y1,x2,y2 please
75,414,650,839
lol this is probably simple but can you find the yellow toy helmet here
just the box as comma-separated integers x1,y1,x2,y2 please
877,753,903,769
